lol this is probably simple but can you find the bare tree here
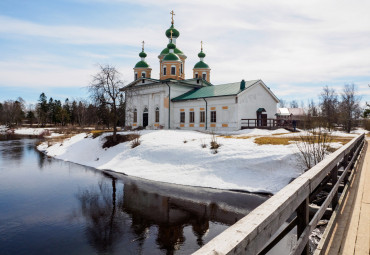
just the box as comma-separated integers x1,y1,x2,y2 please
290,100,298,108
308,99,318,117
319,86,338,131
279,99,286,108
339,84,361,133
89,65,124,142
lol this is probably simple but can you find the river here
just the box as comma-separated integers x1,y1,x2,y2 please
0,135,270,254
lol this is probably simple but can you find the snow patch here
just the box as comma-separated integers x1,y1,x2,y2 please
38,129,305,194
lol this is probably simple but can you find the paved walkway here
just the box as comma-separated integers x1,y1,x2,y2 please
325,140,370,255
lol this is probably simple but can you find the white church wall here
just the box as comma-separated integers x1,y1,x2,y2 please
237,82,278,124
171,96,239,131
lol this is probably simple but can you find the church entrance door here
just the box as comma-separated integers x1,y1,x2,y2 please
143,108,149,128
143,113,148,127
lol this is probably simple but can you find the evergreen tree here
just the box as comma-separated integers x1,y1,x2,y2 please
37,93,48,126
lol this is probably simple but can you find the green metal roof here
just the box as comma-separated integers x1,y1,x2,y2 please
172,80,259,102
134,60,150,68
160,47,184,55
194,61,210,69
163,53,180,61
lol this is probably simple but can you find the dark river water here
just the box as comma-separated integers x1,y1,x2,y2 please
0,135,269,255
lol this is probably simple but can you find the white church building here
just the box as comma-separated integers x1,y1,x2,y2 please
122,13,279,131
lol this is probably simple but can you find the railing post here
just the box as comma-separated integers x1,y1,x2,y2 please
331,164,338,209
297,197,309,255
343,151,349,183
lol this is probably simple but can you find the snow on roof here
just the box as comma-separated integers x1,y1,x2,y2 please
277,108,291,116
288,108,306,116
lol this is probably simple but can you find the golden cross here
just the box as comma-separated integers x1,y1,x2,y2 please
142,40,144,51
170,30,173,40
201,41,203,51
170,10,175,24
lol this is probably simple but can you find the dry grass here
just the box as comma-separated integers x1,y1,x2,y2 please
220,135,253,139
254,136,352,146
90,129,113,138
44,134,74,147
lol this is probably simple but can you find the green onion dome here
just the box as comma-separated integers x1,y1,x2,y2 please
139,51,147,58
198,51,206,58
165,24,180,38
167,42,176,50
163,53,180,61
134,60,150,68
160,47,184,55
194,61,209,69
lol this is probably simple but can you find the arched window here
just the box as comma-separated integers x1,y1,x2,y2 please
143,107,148,113
163,66,167,75
171,65,176,75
180,63,183,74
195,72,198,78
142,72,146,78
155,107,159,122
134,72,138,80
202,72,207,80
133,109,137,123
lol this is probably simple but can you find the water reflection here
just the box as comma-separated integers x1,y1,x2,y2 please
74,173,268,254
75,179,124,254
0,136,268,255
0,140,24,161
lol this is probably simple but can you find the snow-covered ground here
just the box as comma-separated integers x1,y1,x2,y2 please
13,127,49,135
37,129,306,194
4,127,63,137
34,128,363,194
0,125,7,133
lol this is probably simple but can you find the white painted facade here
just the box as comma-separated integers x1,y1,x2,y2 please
124,79,279,131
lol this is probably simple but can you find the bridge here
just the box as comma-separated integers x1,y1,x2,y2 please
193,133,368,255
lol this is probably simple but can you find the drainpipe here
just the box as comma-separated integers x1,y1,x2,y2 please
165,82,171,129
202,97,208,130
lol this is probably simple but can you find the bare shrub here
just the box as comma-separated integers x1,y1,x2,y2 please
200,139,207,148
131,132,141,148
38,129,51,138
210,132,221,151
133,126,144,131
295,130,333,171
103,133,140,148
363,119,370,131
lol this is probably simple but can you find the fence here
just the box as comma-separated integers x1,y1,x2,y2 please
241,119,293,129
193,134,365,255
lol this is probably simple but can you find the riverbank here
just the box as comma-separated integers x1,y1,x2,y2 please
12,127,363,194
37,129,305,194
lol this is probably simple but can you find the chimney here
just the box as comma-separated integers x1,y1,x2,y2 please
240,79,246,90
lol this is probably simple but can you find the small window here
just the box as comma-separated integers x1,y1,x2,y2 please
189,112,194,123
211,111,216,123
171,66,176,75
200,111,205,123
142,72,146,78
180,112,185,123
180,63,183,74
163,66,167,75
195,73,198,78
135,73,138,80
202,73,207,80
155,107,159,122
133,109,137,123
143,107,148,113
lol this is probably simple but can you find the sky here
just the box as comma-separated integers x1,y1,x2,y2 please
0,0,369,107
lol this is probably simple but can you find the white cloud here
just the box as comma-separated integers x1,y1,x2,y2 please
0,0,370,102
